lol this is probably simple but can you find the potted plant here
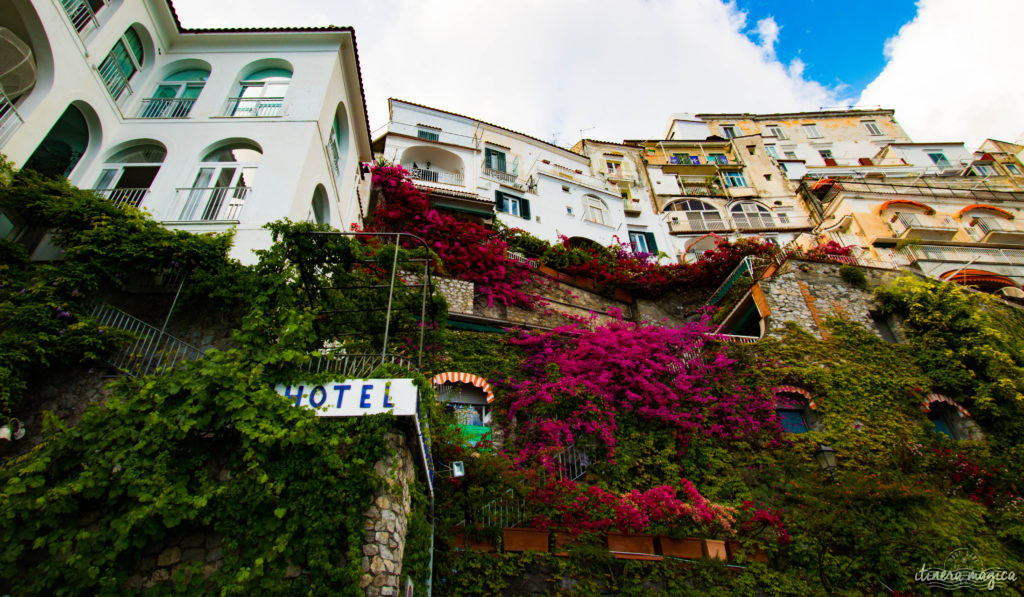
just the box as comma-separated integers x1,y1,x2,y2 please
606,532,658,559
656,534,704,559
502,527,549,552
703,538,728,560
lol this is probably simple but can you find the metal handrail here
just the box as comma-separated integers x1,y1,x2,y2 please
172,186,250,222
59,0,100,34
0,88,23,148
92,187,149,208
307,352,417,376
223,96,285,117
91,303,205,377
136,96,197,118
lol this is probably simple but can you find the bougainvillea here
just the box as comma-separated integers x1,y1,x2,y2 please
503,317,782,461
366,164,536,307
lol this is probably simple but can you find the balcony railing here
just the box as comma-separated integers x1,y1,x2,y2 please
92,187,149,209
667,218,732,234
505,250,537,268
966,217,1024,245
0,89,23,148
806,179,1024,204
136,97,197,119
889,213,959,239
901,244,1024,266
410,167,463,186
482,166,524,190
733,215,812,231
170,187,249,222
223,97,284,118
59,0,102,35
678,183,726,198
97,57,132,101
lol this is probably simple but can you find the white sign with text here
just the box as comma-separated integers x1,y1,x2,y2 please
275,379,418,417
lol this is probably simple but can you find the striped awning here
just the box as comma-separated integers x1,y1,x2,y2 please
773,385,817,409
431,371,495,403
921,393,970,418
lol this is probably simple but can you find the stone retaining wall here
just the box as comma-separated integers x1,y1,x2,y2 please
360,431,417,596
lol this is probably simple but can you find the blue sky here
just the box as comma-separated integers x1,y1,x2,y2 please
735,0,919,101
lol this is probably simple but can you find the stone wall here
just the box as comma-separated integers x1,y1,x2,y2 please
759,259,904,340
123,530,228,590
474,276,633,329
435,277,475,315
360,431,417,596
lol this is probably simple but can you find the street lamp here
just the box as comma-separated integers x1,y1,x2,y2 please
813,443,838,482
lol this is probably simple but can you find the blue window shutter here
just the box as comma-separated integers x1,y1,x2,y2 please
520,198,531,220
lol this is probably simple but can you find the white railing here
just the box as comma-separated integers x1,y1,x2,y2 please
91,304,205,377
0,89,23,148
97,56,133,101
59,0,101,35
889,213,958,237
901,244,1024,266
505,250,537,268
326,140,341,175
482,166,524,189
716,334,759,344
410,167,463,186
667,218,732,234
136,97,197,119
171,187,249,222
92,188,149,208
223,97,284,118
733,215,812,231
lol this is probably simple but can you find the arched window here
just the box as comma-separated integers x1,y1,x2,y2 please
98,27,145,101
583,195,610,225
667,199,726,231
922,394,980,440
328,105,348,175
227,67,291,117
23,104,91,178
432,371,494,445
774,386,818,434
177,142,261,222
310,185,329,225
92,142,166,207
731,201,773,229
139,67,209,118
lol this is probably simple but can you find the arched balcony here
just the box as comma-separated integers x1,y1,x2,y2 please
399,146,464,187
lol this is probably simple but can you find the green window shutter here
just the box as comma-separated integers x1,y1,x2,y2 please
520,198,531,220
494,191,506,213
644,232,658,253
123,28,144,67
496,152,506,172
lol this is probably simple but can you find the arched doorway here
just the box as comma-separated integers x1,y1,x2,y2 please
23,104,90,178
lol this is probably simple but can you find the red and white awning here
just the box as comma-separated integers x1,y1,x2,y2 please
921,393,970,418
773,385,817,410
431,371,495,403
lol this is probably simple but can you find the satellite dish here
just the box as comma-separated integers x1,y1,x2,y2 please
999,286,1024,299
0,27,36,100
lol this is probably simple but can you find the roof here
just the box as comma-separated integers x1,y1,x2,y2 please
695,108,896,121
884,142,966,147
388,99,589,164
164,1,372,150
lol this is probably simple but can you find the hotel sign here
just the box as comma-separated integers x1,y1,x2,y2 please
275,379,418,417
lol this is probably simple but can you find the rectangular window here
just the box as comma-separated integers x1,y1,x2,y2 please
784,151,797,159
974,164,996,176
863,120,883,136
767,125,787,140
720,125,737,139
723,171,747,187
619,184,631,200
485,148,506,172
765,145,778,158
606,160,623,176
417,129,440,141
496,191,529,219
1008,164,1022,176
628,231,649,253
927,152,951,167
818,149,833,160
803,124,822,139
708,153,728,165
671,153,690,165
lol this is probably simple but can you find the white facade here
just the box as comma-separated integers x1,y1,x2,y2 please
378,100,638,251
1,0,373,263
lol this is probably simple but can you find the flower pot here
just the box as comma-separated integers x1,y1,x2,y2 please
552,531,582,556
703,538,728,560
452,530,495,552
503,528,549,553
607,533,659,560
727,540,770,564
657,536,703,559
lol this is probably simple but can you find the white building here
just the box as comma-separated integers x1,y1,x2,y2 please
0,0,373,262
375,99,635,253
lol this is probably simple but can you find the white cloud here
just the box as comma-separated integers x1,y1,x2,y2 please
170,0,841,144
859,0,1024,149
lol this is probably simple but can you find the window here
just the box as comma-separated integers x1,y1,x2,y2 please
561,184,571,193
778,162,788,173
766,125,788,140
720,125,737,139
974,164,996,176
667,199,725,230
485,148,506,172
229,68,291,117
765,145,778,158
746,145,756,156
784,151,797,159
928,404,964,440
417,129,440,141
708,153,728,165
327,108,349,175
927,152,951,167
863,120,883,136
775,390,816,433
606,159,623,176
139,68,208,118
671,153,690,165
723,171,747,187
803,124,822,139
731,201,772,227
583,195,610,225
777,409,809,433
628,230,658,254
310,186,329,225
1007,164,1022,176
178,143,261,222
619,185,631,201
98,28,145,101
496,190,529,219
92,143,166,208
818,149,833,160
